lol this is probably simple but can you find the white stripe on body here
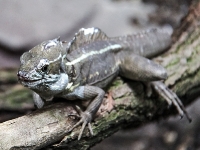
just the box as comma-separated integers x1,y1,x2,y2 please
66,44,122,66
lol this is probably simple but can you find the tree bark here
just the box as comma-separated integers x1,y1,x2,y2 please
0,1,200,149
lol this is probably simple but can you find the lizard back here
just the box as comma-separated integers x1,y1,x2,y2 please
64,27,172,88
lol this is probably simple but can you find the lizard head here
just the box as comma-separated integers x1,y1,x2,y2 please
17,38,67,91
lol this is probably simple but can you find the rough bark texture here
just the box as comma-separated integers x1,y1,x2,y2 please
0,0,200,149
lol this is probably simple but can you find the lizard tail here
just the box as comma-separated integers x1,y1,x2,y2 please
111,26,173,58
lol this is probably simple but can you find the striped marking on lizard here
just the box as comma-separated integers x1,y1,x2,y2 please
65,44,122,66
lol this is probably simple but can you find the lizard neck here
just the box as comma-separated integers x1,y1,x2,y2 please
62,54,81,86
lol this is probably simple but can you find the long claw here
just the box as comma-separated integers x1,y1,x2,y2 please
88,123,94,136
150,81,191,122
67,105,94,140
171,92,192,122
69,119,83,132
78,121,87,140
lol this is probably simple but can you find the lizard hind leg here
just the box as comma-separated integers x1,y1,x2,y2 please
148,81,192,122
119,54,167,82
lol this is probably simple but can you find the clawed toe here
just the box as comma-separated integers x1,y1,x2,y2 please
150,81,192,122
68,105,94,140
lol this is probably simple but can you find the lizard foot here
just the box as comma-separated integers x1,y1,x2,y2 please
149,81,192,122
68,105,94,140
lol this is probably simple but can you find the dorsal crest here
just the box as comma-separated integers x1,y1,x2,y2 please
67,27,108,53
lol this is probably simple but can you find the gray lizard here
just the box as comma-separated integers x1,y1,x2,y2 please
17,27,191,140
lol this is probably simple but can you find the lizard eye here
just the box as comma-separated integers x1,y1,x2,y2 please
37,59,49,73
42,64,49,72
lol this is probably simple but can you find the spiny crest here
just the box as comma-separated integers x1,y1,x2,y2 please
67,27,109,53
42,37,61,50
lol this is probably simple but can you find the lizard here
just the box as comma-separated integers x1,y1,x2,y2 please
17,27,191,140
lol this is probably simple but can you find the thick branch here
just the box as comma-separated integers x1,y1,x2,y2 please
1,1,200,149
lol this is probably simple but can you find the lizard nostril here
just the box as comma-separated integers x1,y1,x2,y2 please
17,71,21,77
17,71,28,81
17,71,24,77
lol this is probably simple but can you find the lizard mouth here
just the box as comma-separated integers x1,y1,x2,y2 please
18,77,43,88
17,70,60,88
18,77,42,85
17,70,41,82
19,78,41,82
17,75,41,83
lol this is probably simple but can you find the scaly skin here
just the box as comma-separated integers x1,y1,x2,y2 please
17,27,191,140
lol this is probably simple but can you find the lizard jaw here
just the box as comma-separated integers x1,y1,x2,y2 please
19,78,43,87
17,71,42,87
18,78,41,83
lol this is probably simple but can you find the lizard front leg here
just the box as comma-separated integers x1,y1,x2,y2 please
32,92,45,109
32,73,69,109
65,85,105,140
118,54,191,121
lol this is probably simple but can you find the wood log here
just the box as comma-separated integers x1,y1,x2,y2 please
0,0,200,149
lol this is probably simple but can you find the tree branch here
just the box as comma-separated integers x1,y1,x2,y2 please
1,1,200,149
